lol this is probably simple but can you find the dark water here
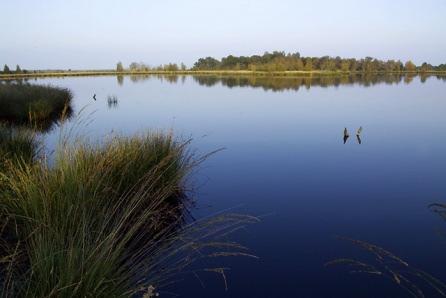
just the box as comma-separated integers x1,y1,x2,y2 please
19,74,446,297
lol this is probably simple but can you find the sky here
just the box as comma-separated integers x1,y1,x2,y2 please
1,0,445,69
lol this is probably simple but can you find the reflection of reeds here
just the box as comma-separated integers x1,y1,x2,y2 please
327,235,446,297
0,130,257,296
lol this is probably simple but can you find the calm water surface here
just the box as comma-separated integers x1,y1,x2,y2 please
27,74,446,297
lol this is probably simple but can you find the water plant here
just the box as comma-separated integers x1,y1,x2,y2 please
107,95,118,108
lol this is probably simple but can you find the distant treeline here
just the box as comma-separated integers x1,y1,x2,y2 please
191,51,446,73
2,64,27,74
3,52,446,75
116,61,187,72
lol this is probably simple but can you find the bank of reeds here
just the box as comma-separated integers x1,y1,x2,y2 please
0,125,37,173
0,131,257,297
0,83,72,130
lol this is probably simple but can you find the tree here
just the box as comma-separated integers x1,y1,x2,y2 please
420,62,433,73
116,62,124,72
304,59,313,71
129,62,140,71
405,60,417,72
164,63,179,72
189,52,442,73
16,65,22,73
321,59,336,71
192,57,221,70
3,64,10,74
295,58,304,71
341,60,350,72
349,59,358,72
180,63,187,71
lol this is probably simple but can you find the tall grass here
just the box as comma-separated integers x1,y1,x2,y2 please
326,236,446,298
0,82,72,131
0,124,37,173
0,131,256,297
327,203,446,297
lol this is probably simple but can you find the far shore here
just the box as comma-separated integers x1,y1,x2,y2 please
1,70,446,80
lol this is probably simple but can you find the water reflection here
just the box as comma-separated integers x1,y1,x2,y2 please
109,73,445,91
117,74,124,86
125,74,186,84
192,73,433,92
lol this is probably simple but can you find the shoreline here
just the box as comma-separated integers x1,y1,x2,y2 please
1,70,446,80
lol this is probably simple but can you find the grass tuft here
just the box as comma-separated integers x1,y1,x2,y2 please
0,124,38,173
0,131,256,297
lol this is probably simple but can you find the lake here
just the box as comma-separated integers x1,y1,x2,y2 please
20,74,446,297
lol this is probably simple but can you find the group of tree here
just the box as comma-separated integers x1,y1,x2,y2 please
1,64,26,74
192,51,445,73
116,62,187,72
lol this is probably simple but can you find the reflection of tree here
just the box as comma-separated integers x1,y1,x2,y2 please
116,75,124,86
191,73,432,92
164,75,178,83
419,73,429,83
404,73,416,84
436,75,446,82
129,74,151,83
117,73,445,91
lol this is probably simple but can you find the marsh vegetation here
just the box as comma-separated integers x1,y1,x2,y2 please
0,127,256,297
0,82,257,297
0,82,72,131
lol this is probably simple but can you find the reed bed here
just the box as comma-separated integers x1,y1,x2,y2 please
0,83,72,130
0,131,256,297
0,125,37,173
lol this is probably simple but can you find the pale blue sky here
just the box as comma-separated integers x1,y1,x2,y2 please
1,0,445,69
